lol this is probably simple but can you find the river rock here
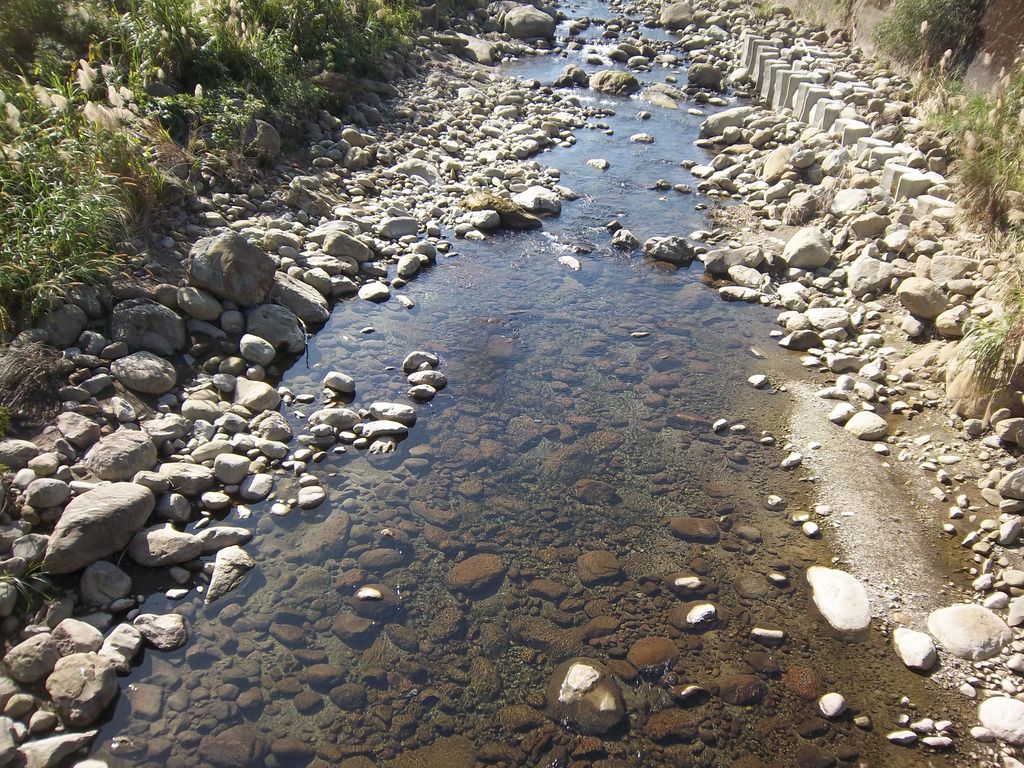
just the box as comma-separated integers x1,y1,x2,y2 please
719,673,768,706
246,303,306,354
158,462,215,495
24,478,70,509
56,414,100,449
239,334,276,366
0,442,39,473
589,70,641,96
358,282,391,303
806,566,871,637
206,545,256,603
843,411,888,440
82,429,157,481
978,697,1024,745
188,232,276,306
110,351,177,395
128,526,202,567
643,236,695,265
269,272,329,324
109,299,185,355
545,658,626,735
659,1,693,28
688,63,723,91
668,516,720,543
368,402,416,425
446,553,506,594
133,613,188,651
45,653,116,727
896,277,948,320
512,186,561,215
927,603,1010,660
4,633,60,683
503,4,555,39
892,627,937,671
197,724,268,768
234,379,280,412
577,550,622,585
43,483,154,574
80,561,132,606
781,228,831,269
626,637,678,671
18,730,97,768
847,255,895,298
52,619,103,655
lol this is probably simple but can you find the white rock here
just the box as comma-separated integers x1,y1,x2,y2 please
806,566,871,636
927,603,1010,660
979,697,1024,745
892,627,937,671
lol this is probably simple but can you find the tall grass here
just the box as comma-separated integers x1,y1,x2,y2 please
0,0,421,332
873,0,982,69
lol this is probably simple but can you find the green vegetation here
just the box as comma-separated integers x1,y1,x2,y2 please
0,0,420,331
873,0,983,68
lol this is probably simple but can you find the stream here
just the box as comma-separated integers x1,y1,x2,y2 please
88,1,968,765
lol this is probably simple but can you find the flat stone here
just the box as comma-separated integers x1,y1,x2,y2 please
446,553,506,594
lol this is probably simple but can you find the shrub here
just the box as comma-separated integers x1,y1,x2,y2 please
873,0,983,68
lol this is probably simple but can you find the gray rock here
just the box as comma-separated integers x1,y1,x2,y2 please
17,730,97,768
358,282,391,303
893,626,937,671
503,4,555,39
700,245,763,276
110,351,177,395
109,298,185,355
589,70,641,96
699,106,751,138
176,286,222,321
205,545,255,604
45,653,116,726
402,351,439,373
246,303,306,354
128,526,202,567
927,603,1010,660
512,186,561,215
806,566,871,636
248,119,280,163
24,479,70,508
82,430,157,481
896,277,948,320
55,413,100,449
188,232,276,306
843,411,888,440
195,526,252,554
978,697,1024,745
238,334,276,366
158,462,215,496
234,379,280,412
269,272,329,325
781,228,831,269
323,371,355,395
133,613,188,651
929,253,978,286
3,633,60,683
847,255,895,298
0,439,39,470
379,217,418,239
80,561,132,607
323,230,372,262
43,483,154,574
51,618,103,655
643,236,695,265
688,63,723,91
98,623,143,671
368,402,416,425
659,1,693,29
40,303,88,349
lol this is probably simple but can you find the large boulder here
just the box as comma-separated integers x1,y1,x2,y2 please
43,483,154,574
781,228,831,269
806,566,871,637
503,4,555,39
927,603,1010,660
643,236,695,266
188,232,276,306
246,304,306,354
81,430,157,481
109,299,185,355
896,277,948,320
659,1,694,29
269,272,329,325
110,351,176,396
589,70,641,96
843,411,888,440
545,658,626,735
45,653,117,726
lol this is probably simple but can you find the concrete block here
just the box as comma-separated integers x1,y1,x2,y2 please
781,73,818,111
832,118,871,146
751,47,781,86
760,62,789,103
794,84,830,123
914,194,956,217
810,99,844,132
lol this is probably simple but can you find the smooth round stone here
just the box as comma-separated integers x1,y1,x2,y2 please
408,384,437,401
239,334,276,366
818,692,847,718
927,603,1010,661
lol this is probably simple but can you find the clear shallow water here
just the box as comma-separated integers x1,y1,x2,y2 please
89,4,967,767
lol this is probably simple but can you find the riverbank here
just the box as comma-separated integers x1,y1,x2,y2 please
1,0,1023,766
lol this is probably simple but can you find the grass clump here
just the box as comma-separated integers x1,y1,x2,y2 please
873,0,983,68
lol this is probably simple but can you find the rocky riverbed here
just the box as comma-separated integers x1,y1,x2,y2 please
1,0,1024,766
